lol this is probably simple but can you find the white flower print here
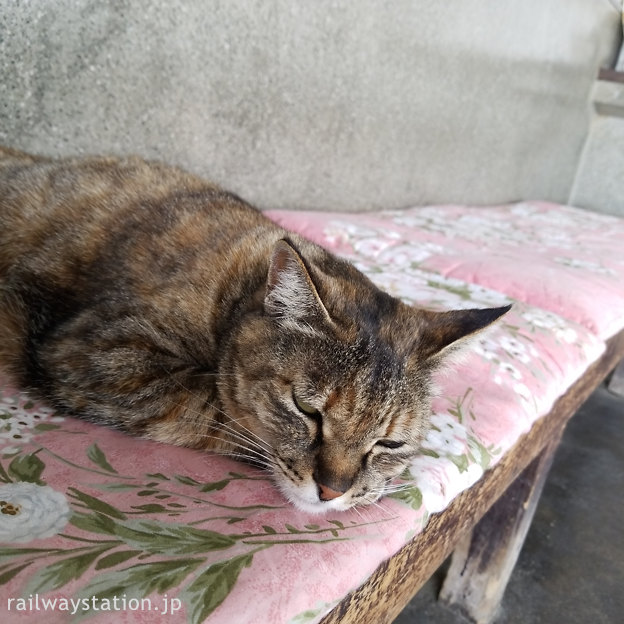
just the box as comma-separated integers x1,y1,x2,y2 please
376,242,447,267
473,336,500,362
499,335,532,364
409,455,484,514
553,257,617,277
0,482,72,542
521,308,578,343
493,361,523,384
324,220,400,250
522,308,579,344
0,394,62,449
323,221,380,246
408,455,449,513
422,413,467,456
557,327,578,344
512,382,533,403
353,237,396,259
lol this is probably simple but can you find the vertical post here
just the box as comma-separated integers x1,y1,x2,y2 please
607,359,624,397
439,433,562,623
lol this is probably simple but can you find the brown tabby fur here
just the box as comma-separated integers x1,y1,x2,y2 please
0,146,509,512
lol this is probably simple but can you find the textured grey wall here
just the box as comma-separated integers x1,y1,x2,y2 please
570,41,624,218
0,1,621,211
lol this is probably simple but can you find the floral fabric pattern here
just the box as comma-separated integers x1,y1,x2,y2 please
267,201,624,340
0,482,71,543
1,201,623,623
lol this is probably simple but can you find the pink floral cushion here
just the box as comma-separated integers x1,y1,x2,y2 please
1,202,622,624
267,201,624,340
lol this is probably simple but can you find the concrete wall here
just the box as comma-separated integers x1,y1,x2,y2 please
570,35,624,217
0,1,621,212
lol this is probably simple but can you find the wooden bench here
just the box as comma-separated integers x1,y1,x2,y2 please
268,201,624,624
1,200,623,624
321,329,624,624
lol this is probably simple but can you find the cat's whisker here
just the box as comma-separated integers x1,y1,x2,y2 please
153,405,267,458
194,436,266,460
202,447,275,471
201,422,270,454
381,483,414,494
367,499,397,521
360,505,379,523
159,394,273,453
177,414,271,456
205,415,271,449
357,487,399,517
350,504,367,523
190,434,274,467
158,376,273,451
203,426,271,463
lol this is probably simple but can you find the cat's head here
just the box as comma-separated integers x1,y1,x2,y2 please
219,238,510,513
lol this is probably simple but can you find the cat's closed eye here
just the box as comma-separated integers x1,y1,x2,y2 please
292,391,320,418
375,439,406,450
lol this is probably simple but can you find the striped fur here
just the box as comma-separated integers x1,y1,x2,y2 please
0,147,509,512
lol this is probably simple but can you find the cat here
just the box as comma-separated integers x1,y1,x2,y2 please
0,146,509,513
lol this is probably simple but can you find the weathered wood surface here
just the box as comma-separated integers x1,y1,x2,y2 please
320,329,624,624
438,430,563,623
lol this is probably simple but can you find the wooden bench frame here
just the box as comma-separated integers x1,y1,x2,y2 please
321,329,624,624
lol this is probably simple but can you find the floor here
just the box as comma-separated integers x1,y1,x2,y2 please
395,377,624,624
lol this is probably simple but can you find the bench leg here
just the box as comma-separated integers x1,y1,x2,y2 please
607,358,624,397
438,433,562,623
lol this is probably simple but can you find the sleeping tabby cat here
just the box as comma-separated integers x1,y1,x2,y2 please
0,146,509,513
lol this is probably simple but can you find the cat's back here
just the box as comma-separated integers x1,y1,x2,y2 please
0,147,273,277
0,147,281,383
0,147,210,266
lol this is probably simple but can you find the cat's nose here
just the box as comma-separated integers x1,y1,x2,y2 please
318,483,344,501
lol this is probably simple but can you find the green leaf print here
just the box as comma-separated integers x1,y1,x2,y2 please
70,511,118,535
23,546,112,595
468,437,492,471
181,552,255,624
33,423,61,433
75,558,204,611
145,472,170,480
110,518,236,555
129,503,169,513
448,454,470,473
95,550,143,570
8,453,46,484
0,562,32,585
86,443,118,474
426,279,472,300
174,475,201,486
388,487,423,511
68,488,127,519
199,479,230,492
91,482,142,492
0,546,68,559
289,602,335,624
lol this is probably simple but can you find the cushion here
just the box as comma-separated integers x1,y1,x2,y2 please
267,201,624,340
1,202,621,623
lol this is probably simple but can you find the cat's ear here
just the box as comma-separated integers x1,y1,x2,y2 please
265,239,333,332
415,305,511,366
